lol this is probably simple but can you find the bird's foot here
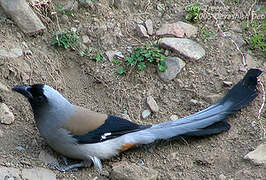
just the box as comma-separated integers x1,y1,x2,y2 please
49,161,92,172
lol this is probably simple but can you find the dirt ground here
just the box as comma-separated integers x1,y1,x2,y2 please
0,0,266,179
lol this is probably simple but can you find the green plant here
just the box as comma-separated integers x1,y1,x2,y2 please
51,29,91,57
112,59,121,65
115,45,167,75
94,52,104,62
57,5,75,16
243,20,266,57
185,4,202,23
51,30,79,49
200,28,216,42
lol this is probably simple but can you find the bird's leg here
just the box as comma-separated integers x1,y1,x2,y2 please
49,157,92,172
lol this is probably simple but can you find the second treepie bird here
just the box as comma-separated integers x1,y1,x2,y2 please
12,69,262,171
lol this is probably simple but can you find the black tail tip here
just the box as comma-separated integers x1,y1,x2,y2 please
246,69,262,77
243,69,262,87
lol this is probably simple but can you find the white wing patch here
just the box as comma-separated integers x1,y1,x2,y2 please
100,132,112,140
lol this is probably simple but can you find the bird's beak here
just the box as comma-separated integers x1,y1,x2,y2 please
12,85,33,99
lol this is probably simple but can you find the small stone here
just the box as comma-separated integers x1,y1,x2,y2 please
156,23,185,38
39,150,59,165
61,14,69,24
244,143,266,165
71,27,77,33
204,94,223,104
223,81,233,87
145,19,153,35
176,21,198,37
114,51,124,59
136,24,149,38
142,109,151,119
111,161,158,180
190,99,199,105
218,174,227,180
137,159,144,166
105,50,124,61
0,47,23,58
0,82,9,92
82,35,91,44
0,129,3,137
79,0,94,8
159,38,205,60
63,0,79,12
0,103,15,125
147,96,159,112
158,57,186,82
16,146,25,151
170,115,179,121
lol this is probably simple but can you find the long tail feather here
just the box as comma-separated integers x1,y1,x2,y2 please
130,69,262,144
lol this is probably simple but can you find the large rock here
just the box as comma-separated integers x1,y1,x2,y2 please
244,143,266,165
158,57,186,81
0,103,15,125
111,161,158,180
176,21,198,37
156,23,184,38
0,0,46,35
0,167,56,180
159,38,205,60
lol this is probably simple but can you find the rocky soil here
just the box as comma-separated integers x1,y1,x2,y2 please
0,0,265,179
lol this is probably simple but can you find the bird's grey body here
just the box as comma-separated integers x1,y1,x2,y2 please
12,69,262,171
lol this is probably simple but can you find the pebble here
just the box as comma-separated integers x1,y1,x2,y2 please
61,14,69,24
79,0,94,8
170,115,179,121
158,57,186,82
176,21,198,37
0,129,3,137
244,143,266,165
190,99,199,105
136,24,149,38
15,146,25,151
0,82,9,92
63,0,79,12
145,19,153,35
82,35,91,44
105,50,124,61
137,159,144,166
156,23,185,38
142,109,151,119
0,103,15,125
159,38,205,60
223,81,233,87
111,161,158,180
0,47,23,58
147,96,159,112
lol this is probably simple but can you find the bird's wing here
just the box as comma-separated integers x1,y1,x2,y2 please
63,105,151,144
